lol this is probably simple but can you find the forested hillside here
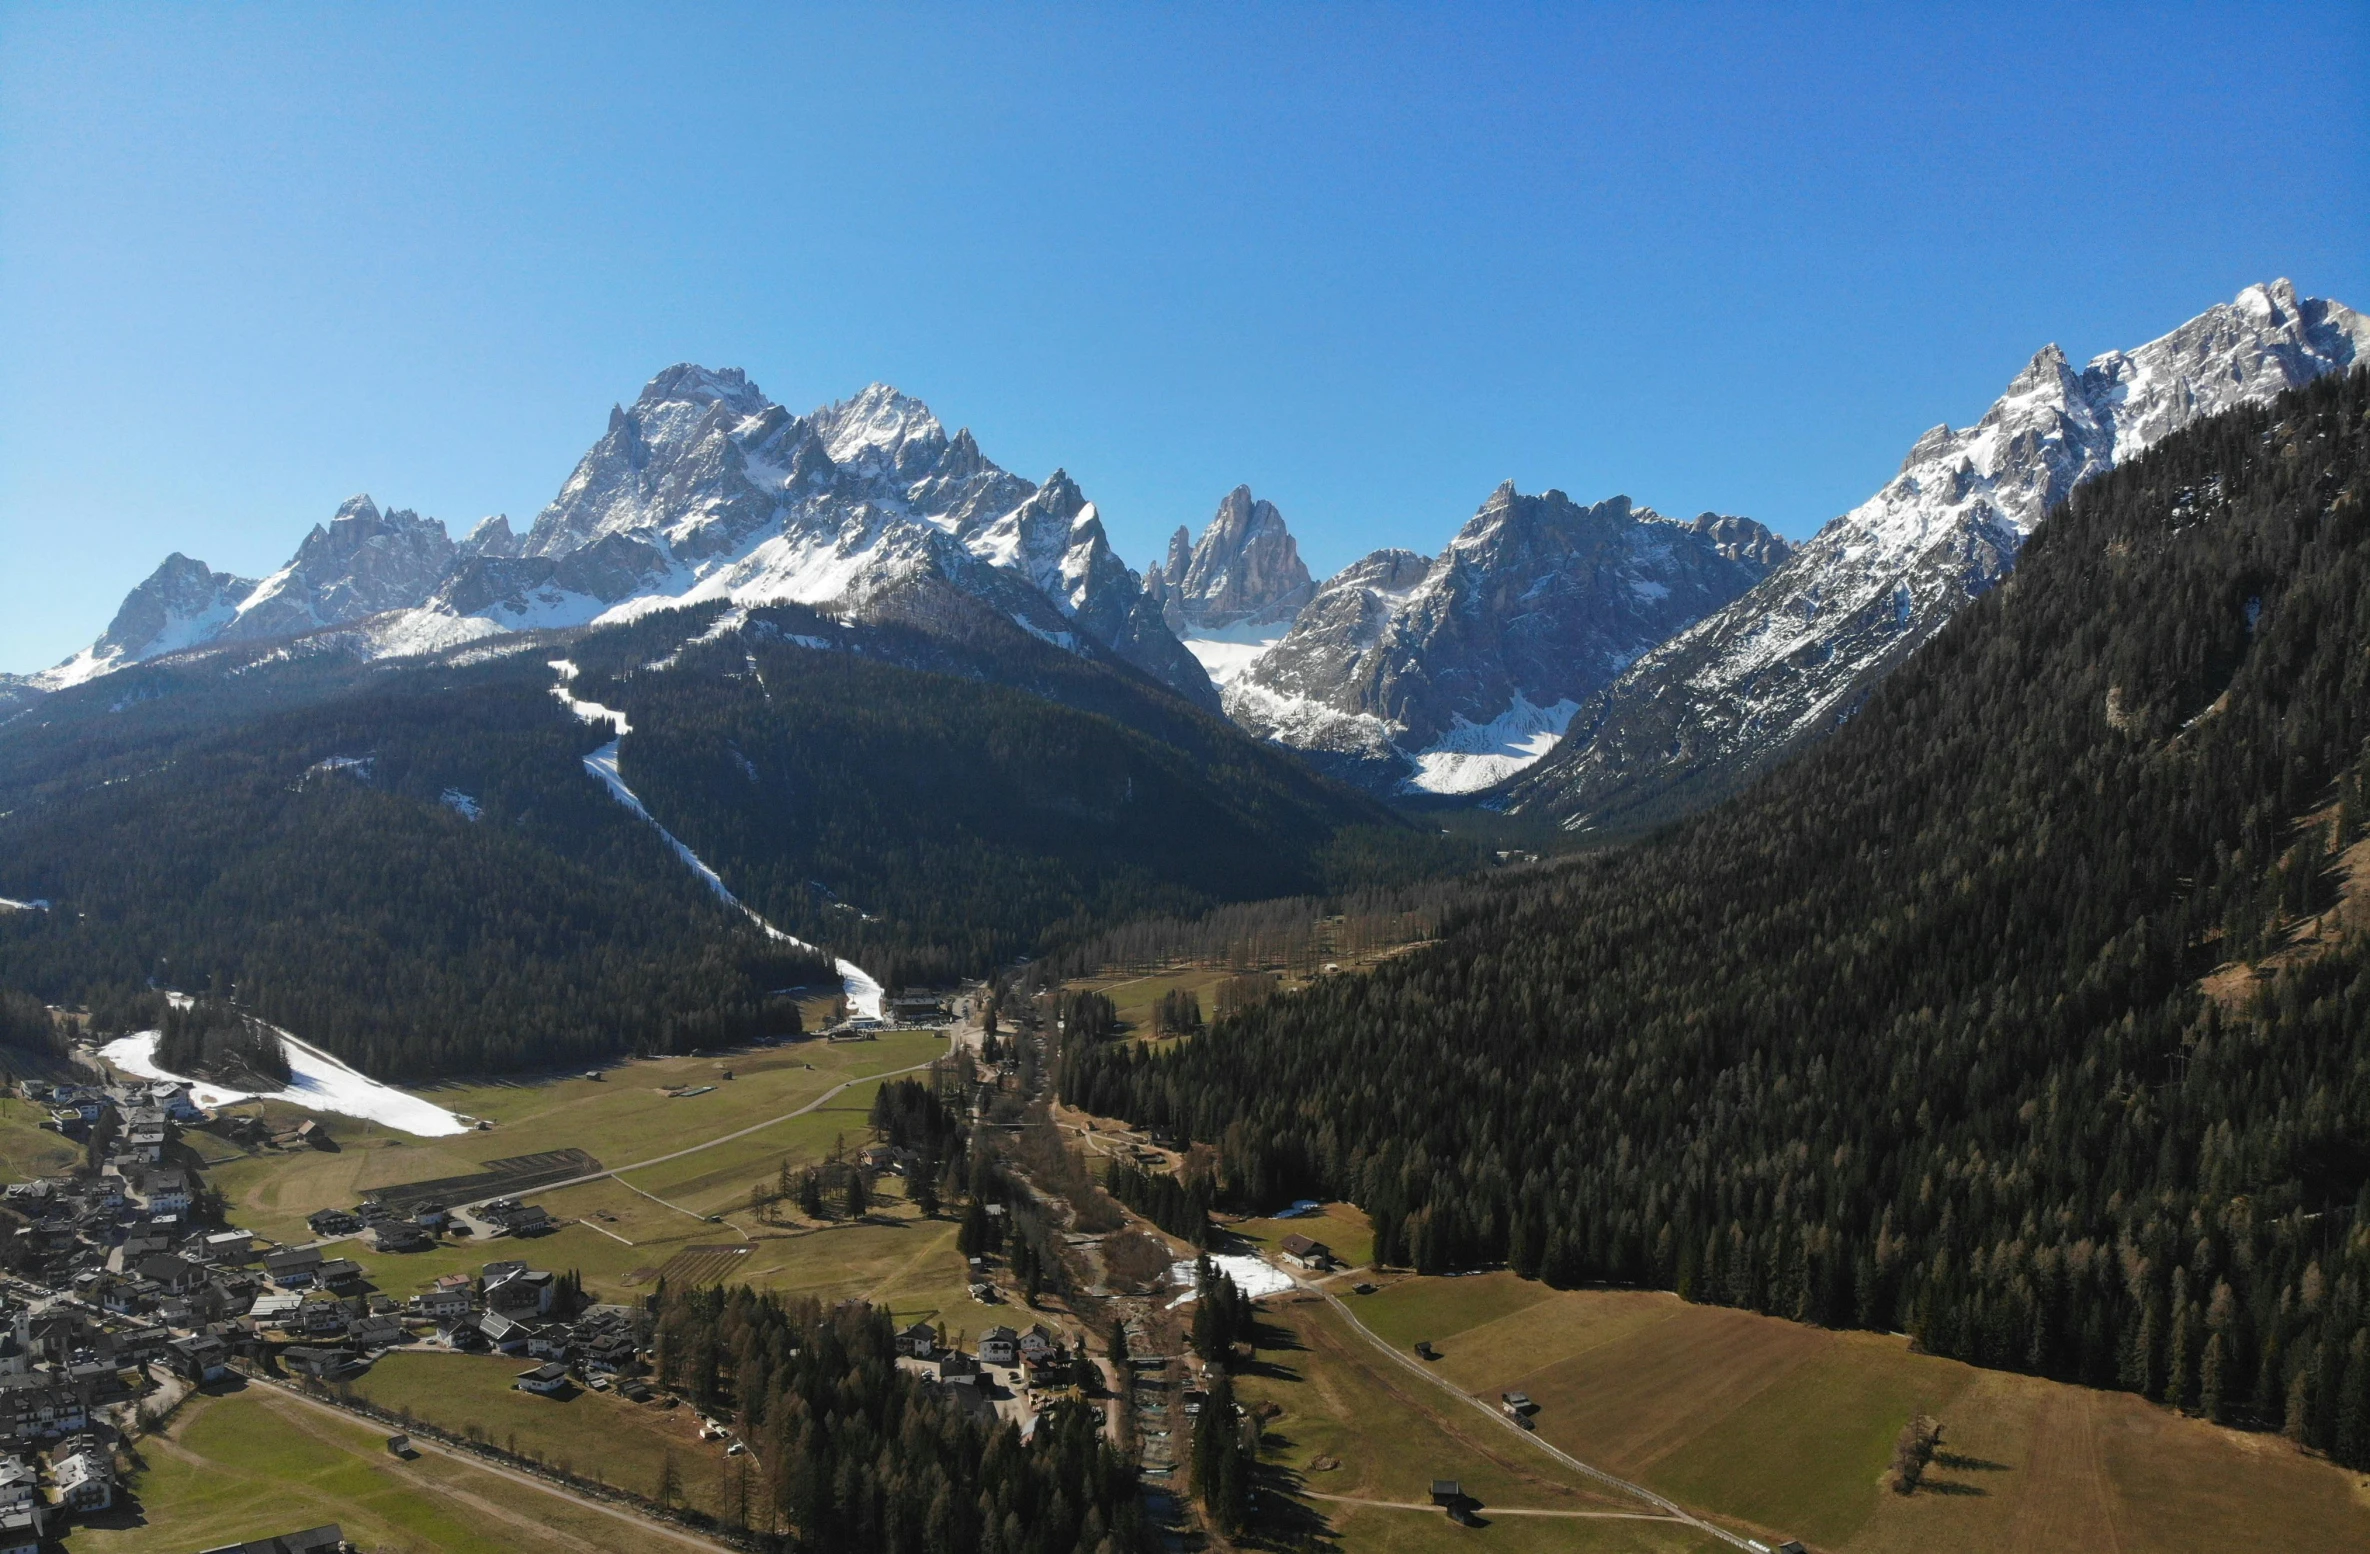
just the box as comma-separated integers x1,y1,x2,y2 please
1065,369,2370,1461
559,601,1428,987
0,653,828,1077
0,592,1431,1074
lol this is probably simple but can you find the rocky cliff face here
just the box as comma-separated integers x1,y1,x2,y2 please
216,496,458,644
36,553,259,688
1146,486,1315,633
1505,278,2370,831
31,368,1220,713
1228,487,1787,792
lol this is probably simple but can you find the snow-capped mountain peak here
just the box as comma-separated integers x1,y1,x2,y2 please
30,365,1221,714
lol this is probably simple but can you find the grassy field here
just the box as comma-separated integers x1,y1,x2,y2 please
201,1031,945,1246
76,1384,710,1552
1304,1273,2370,1553
349,1351,732,1512
0,1094,80,1181
1233,1294,1719,1553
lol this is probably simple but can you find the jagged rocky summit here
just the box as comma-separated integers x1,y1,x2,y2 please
1224,486,1789,793
28,370,1218,713
1144,485,1316,635
1503,277,2370,831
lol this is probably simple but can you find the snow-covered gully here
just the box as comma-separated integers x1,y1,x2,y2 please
548,660,883,1018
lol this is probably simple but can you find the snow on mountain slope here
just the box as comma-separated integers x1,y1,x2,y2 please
549,660,884,1019
1228,489,1786,789
1507,278,2370,831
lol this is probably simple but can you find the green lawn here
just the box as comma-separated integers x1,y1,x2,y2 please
0,1095,79,1182
1230,1201,1378,1272
202,1031,947,1247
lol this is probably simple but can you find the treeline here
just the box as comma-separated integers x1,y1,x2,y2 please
0,990,66,1067
1064,370,2370,1464
649,1287,1146,1552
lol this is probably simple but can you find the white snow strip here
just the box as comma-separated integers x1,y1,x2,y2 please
100,1028,467,1137
1180,623,1288,688
1402,694,1581,796
0,897,50,912
548,661,882,1020
1166,1254,1298,1307
440,789,482,822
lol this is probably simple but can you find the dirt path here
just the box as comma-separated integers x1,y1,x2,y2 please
2006,1385,2124,1553
861,1219,960,1305
252,1379,740,1552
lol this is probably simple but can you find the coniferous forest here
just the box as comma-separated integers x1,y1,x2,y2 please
1064,369,2370,1462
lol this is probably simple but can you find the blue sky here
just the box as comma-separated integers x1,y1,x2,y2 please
3,3,2365,673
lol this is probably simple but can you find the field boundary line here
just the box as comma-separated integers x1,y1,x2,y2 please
1306,1277,1756,1550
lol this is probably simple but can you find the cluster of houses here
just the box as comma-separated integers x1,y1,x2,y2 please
0,1075,657,1538
895,1318,1094,1429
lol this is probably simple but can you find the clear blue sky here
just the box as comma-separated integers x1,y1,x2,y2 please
3,3,2365,673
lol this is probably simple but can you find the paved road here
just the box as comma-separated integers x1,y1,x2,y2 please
452,1051,945,1212
1301,1273,1757,1551
248,1375,741,1552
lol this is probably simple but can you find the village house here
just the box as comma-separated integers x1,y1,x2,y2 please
409,1288,471,1320
280,1345,358,1382
896,1321,936,1358
978,1325,1019,1366
0,1455,32,1512
485,1268,556,1318
0,1372,84,1440
515,1361,570,1396
167,1334,231,1384
262,1246,324,1288
1276,1233,1332,1271
49,1432,112,1511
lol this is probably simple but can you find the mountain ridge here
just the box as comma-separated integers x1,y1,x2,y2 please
1504,277,2370,831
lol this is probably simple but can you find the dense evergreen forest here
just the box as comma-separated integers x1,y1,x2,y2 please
0,655,828,1076
1066,370,2370,1463
650,1287,1145,1553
